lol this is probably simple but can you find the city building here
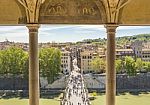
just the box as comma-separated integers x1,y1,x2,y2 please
131,40,150,61
116,49,135,59
143,42,150,49
141,49,150,62
80,51,98,73
131,40,143,58
0,39,14,50
61,49,71,74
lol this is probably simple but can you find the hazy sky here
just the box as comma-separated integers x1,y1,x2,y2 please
0,25,150,43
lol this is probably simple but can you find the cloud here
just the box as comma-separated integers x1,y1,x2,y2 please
74,25,104,30
40,25,78,31
0,26,27,36
117,26,150,30
0,25,150,42
74,30,97,34
40,25,105,33
0,26,27,31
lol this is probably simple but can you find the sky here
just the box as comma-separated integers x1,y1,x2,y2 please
0,25,150,43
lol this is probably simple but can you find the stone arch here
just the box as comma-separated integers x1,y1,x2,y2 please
118,0,150,25
94,0,107,24
0,0,26,25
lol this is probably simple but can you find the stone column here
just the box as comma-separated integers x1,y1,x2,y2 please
105,24,118,105
27,24,40,105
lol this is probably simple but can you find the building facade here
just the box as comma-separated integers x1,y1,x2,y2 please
80,51,98,73
116,49,135,59
61,49,71,74
142,49,150,62
131,41,150,62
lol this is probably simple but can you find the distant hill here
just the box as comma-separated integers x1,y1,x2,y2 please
116,34,150,42
116,34,150,47
77,34,150,47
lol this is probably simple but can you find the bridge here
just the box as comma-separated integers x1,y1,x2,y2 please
61,71,90,105
61,59,91,105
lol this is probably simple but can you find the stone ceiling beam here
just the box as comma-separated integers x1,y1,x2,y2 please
17,0,45,23
102,0,131,23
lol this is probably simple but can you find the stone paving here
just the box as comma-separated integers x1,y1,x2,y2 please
61,70,91,105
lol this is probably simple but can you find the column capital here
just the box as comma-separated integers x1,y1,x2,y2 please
105,24,118,34
26,24,40,33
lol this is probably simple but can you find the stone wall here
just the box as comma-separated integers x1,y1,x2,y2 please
116,73,150,91
0,73,150,91
0,76,28,90
88,73,150,91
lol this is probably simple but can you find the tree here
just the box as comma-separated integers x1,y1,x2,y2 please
143,62,150,72
135,58,143,72
124,56,137,76
115,59,122,73
0,50,8,74
0,47,28,77
39,48,61,83
91,56,106,73
0,47,28,90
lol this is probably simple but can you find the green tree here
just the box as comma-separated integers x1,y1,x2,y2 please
0,47,28,77
124,56,137,76
143,62,150,72
39,48,61,83
135,58,143,72
91,56,106,73
115,59,122,73
0,50,8,74
0,47,28,90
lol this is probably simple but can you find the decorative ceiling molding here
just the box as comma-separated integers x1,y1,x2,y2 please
2,0,150,25
39,0,105,24
18,0,130,24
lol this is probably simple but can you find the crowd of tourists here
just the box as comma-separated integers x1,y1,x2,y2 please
61,59,91,105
